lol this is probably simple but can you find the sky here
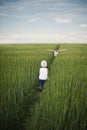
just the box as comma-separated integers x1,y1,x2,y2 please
0,0,87,43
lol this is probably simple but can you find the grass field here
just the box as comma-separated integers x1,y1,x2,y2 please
0,44,87,130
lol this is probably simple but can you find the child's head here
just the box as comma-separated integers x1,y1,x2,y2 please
41,60,47,67
55,48,58,51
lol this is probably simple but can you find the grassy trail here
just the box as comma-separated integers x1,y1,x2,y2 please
21,45,60,130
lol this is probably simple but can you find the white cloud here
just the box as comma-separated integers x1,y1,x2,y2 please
0,33,66,43
53,17,72,23
18,6,25,11
0,13,8,17
27,18,39,23
81,35,87,38
80,24,87,28
0,33,87,43
0,33,63,39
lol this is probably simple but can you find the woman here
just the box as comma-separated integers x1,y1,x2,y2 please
47,48,66,56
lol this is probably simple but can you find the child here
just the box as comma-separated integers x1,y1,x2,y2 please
38,60,48,91
47,48,66,57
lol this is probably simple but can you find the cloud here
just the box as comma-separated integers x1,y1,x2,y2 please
0,13,8,17
0,33,87,43
27,18,39,23
0,33,62,39
0,33,66,43
80,24,87,28
53,17,72,23
81,35,87,38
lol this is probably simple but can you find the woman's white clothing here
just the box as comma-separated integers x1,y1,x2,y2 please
54,50,58,56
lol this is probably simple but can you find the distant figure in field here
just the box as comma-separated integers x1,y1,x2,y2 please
38,60,48,91
47,48,66,57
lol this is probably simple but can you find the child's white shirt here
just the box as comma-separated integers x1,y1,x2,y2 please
54,50,58,56
39,68,48,80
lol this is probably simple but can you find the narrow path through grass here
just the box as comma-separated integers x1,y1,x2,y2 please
16,45,60,130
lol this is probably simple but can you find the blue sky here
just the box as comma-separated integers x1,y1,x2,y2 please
0,0,87,43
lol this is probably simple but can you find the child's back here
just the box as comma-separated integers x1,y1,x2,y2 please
39,67,48,80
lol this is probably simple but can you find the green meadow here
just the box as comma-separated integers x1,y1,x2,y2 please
0,44,87,130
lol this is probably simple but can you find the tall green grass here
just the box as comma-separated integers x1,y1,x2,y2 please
0,44,57,130
25,44,87,130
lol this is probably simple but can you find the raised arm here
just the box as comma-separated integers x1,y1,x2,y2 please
46,49,54,52
58,49,66,52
